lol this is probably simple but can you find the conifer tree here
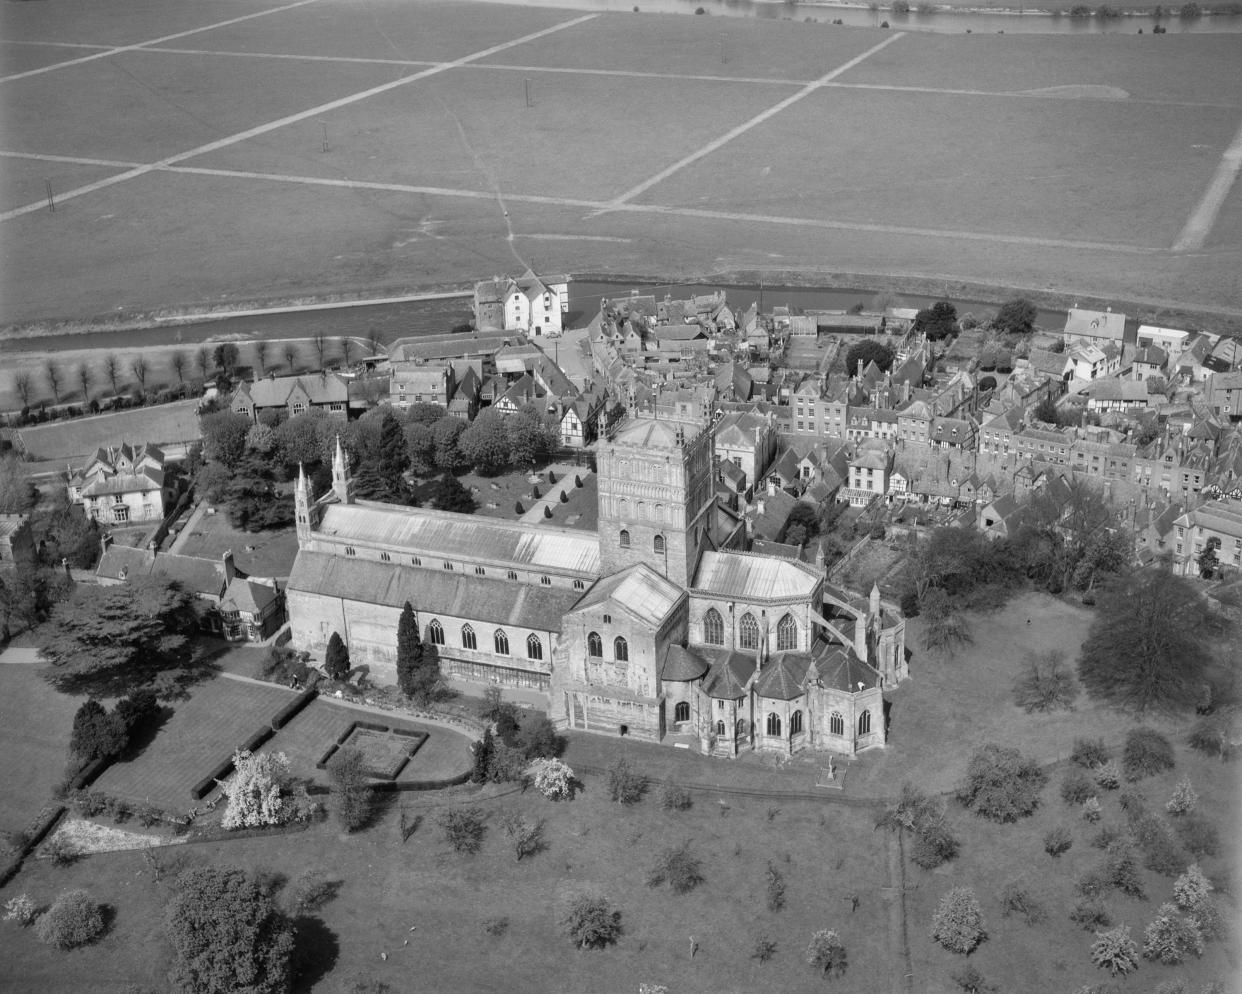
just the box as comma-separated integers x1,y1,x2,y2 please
396,602,422,698
325,632,350,682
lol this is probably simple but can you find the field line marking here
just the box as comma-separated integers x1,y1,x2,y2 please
0,0,323,83
5,40,114,50
0,150,146,169
0,13,597,222
142,45,440,69
823,80,1242,111
1172,115,1242,252
605,32,905,208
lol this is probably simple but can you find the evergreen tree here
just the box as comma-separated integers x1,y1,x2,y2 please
378,412,409,488
471,727,494,783
395,602,422,697
325,632,350,682
431,474,476,513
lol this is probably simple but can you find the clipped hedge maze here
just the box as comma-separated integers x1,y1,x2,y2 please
316,721,428,781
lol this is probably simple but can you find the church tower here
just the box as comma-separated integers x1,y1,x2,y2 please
294,462,313,545
332,435,355,505
596,414,715,588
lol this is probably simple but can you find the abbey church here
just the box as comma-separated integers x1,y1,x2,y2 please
287,414,907,758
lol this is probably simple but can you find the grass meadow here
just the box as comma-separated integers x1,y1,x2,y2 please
2,0,1240,326
14,399,203,460
0,666,82,838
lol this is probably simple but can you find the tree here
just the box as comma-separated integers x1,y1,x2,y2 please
1166,777,1198,816
311,334,328,371
1142,903,1204,964
437,806,486,854
1013,649,1080,712
14,370,32,407
69,699,127,760
920,587,972,655
281,343,297,374
102,353,121,397
528,757,574,800
805,929,848,977
913,301,958,341
506,409,556,468
200,410,252,468
458,409,509,473
129,355,149,396
501,812,545,862
1091,924,1139,976
844,340,894,375
165,866,295,994
366,331,384,357
1033,393,1059,425
930,887,985,954
213,344,240,379
647,843,704,894
273,413,326,469
245,423,276,456
1079,568,1224,712
1173,864,1211,910
325,632,350,682
76,363,92,404
328,747,373,832
993,297,1037,335
1197,536,1220,579
44,359,61,404
377,412,408,487
606,757,647,804
170,350,188,387
38,575,194,694
253,340,269,376
395,602,422,694
430,474,475,513
404,422,435,475
34,890,105,949
560,893,621,950
221,750,292,829
956,743,1048,822
470,728,494,784
339,337,354,368
431,415,466,472
0,453,39,514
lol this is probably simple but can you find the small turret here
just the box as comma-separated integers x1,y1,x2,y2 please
870,582,881,620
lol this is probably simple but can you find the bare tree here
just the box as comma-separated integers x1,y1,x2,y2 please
169,350,188,386
340,337,355,368
311,334,328,371
367,331,384,357
44,360,61,405
282,343,297,374
193,347,210,385
103,353,120,397
253,340,269,376
14,371,32,408
76,364,92,404
131,356,149,395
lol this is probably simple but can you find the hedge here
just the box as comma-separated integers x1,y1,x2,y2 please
240,726,274,754
191,755,238,800
270,687,317,730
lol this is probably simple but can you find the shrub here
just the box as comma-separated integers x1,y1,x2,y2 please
1062,769,1095,805
648,843,703,895
482,916,509,937
529,758,574,800
283,869,340,916
1173,864,1212,910
3,893,37,926
1070,898,1112,931
501,812,545,862
136,803,162,828
1000,882,1045,925
1077,868,1112,899
1142,902,1204,964
1175,813,1220,857
931,887,985,954
1122,727,1174,781
1044,826,1072,857
1105,846,1146,898
437,807,486,855
1187,716,1233,759
1094,761,1121,791
560,893,621,950
910,821,960,869
1091,824,1125,850
75,790,108,817
1072,738,1111,768
328,747,373,832
221,751,292,830
1013,649,1079,712
956,743,1047,822
606,758,647,805
805,929,847,977
1081,797,1102,822
766,861,786,912
659,783,692,811
951,964,997,993
892,0,910,10
1142,827,1184,877
878,783,959,869
486,743,528,784
1091,924,1139,976
69,699,127,761
1166,777,1197,816
35,890,105,949
1187,898,1226,943
46,835,79,867
751,933,777,963
324,632,350,682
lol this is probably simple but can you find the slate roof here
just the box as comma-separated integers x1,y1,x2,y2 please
660,644,710,682
316,503,600,575
97,547,227,597
754,652,811,700
81,470,163,497
288,550,583,631
699,649,756,700
221,577,279,615
236,373,348,408
612,416,697,450
693,551,820,602
1065,307,1126,341
814,643,881,692
569,564,682,628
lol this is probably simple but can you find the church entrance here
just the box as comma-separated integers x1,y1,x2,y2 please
619,724,628,736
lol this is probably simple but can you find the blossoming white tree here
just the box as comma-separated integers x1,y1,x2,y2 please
528,757,574,800
221,750,292,829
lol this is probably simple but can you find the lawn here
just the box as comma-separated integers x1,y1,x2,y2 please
15,400,202,461
171,509,301,578
0,665,83,837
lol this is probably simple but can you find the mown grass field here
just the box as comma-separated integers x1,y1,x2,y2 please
0,666,82,837
2,0,1240,328
15,399,202,460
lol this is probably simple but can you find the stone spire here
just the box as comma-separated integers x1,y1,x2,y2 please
332,435,354,505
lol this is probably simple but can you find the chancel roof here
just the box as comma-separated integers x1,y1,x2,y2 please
693,551,819,602
317,503,600,576
700,649,755,699
570,564,683,628
660,644,710,682
754,652,811,700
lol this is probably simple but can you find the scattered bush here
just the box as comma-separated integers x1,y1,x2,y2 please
805,929,848,977
1122,727,1174,781
1070,898,1112,931
482,916,509,937
327,747,373,832
437,807,486,855
1072,738,1111,768
501,812,545,862
529,758,574,801
1000,882,1045,925
1094,761,1121,791
1142,827,1184,877
560,893,621,950
648,843,703,895
1105,846,1146,898
221,751,292,830
46,835,79,867
1091,824,1124,850
1187,716,1233,759
1142,902,1204,964
910,820,960,870
956,744,1047,822
1081,797,1102,822
1174,813,1220,858
766,861,786,912
1187,897,1226,943
606,758,647,805
659,783,692,811
34,890,105,949
1166,777,1197,816
283,869,340,916
1077,868,1112,900
1013,649,1079,712
75,791,108,817
3,893,37,926
931,887,986,954
1062,770,1095,805
1091,924,1139,976
1173,864,1212,910
1044,826,1072,857
878,782,959,869
951,964,997,993
751,933,777,963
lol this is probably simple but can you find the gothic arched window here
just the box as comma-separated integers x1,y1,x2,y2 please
703,608,724,645
526,634,543,660
715,720,725,737
674,701,690,723
619,529,630,549
461,624,476,650
427,619,444,646
777,613,797,651
739,613,760,650
587,632,602,658
830,711,844,736
494,629,510,656
766,712,782,737
790,710,803,735
858,710,871,735
613,637,629,662
654,534,665,554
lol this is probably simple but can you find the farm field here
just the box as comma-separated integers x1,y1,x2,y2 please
1,0,1240,328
